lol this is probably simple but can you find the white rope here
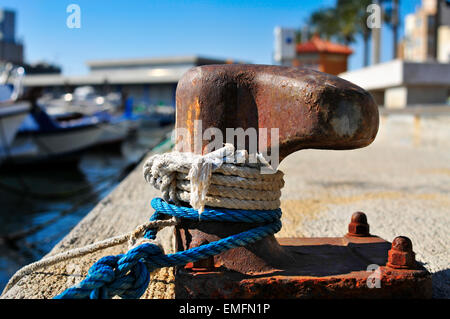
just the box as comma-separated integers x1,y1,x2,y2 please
143,144,284,212
1,217,178,297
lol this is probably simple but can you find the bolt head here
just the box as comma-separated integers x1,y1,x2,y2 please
347,212,370,237
351,211,367,224
387,236,416,269
392,236,413,252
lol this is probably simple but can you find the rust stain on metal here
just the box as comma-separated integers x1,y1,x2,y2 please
175,236,432,299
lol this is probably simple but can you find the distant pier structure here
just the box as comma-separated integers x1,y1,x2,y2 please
22,56,240,108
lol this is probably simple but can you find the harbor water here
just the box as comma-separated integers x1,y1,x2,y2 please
0,126,172,291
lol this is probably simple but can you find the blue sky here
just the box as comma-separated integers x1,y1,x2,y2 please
3,0,421,75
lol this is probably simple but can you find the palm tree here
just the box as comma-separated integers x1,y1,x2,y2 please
309,8,341,41
309,0,374,66
360,11,372,66
382,0,400,59
337,0,374,65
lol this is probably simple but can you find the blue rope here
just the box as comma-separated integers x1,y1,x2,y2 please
54,197,282,299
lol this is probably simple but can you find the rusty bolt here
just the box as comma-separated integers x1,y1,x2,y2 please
346,211,370,237
386,236,417,269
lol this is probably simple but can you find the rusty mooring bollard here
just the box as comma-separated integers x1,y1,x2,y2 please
173,64,431,298
175,64,378,274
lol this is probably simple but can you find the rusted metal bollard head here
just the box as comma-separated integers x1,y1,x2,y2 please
387,236,417,269
175,64,379,159
175,64,379,274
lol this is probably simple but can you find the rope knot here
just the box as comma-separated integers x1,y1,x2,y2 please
56,243,164,299
143,144,284,212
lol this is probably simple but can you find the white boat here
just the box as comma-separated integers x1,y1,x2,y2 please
41,86,122,116
41,87,141,148
7,121,103,164
136,105,175,128
2,104,109,165
0,64,108,165
0,64,32,158
96,118,136,146
39,85,141,146
46,107,139,148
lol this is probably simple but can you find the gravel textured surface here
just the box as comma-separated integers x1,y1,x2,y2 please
277,136,450,298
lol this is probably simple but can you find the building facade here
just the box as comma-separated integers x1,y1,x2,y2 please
339,59,450,108
273,27,352,76
293,36,353,76
402,0,450,63
0,9,23,64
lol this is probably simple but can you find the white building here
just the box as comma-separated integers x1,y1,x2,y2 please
339,59,450,108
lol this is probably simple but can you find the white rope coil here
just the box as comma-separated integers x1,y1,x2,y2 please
143,144,284,212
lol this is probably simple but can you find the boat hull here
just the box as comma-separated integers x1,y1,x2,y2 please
2,124,103,165
0,102,30,150
96,119,132,146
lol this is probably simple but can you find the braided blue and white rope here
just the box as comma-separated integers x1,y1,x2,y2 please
54,197,282,299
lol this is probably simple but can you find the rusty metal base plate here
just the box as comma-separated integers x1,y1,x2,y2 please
175,236,432,298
